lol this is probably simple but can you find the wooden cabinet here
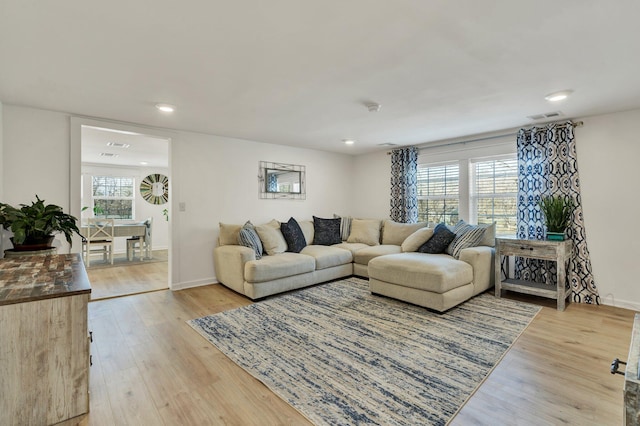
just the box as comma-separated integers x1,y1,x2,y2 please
0,254,91,425
495,238,572,311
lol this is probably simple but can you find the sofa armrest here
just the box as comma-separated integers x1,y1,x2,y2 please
458,246,495,295
213,245,255,294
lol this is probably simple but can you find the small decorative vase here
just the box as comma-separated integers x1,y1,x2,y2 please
546,232,565,241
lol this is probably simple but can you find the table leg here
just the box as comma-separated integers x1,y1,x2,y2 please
557,258,567,311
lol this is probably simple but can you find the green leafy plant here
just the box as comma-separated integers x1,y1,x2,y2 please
538,195,574,233
162,208,169,221
0,195,81,246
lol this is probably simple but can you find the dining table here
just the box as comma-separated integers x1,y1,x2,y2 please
80,222,151,259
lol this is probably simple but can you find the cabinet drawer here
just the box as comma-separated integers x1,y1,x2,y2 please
499,241,558,259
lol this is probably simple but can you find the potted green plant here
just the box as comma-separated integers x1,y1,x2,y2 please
0,195,81,251
538,195,574,241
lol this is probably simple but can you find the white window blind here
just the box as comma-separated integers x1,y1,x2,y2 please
92,176,135,219
470,155,517,235
417,162,459,225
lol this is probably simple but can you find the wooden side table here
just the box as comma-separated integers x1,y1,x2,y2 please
495,238,572,311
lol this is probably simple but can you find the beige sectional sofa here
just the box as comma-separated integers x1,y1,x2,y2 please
213,218,495,312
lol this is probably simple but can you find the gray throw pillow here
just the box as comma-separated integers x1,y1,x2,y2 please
281,217,307,253
446,220,487,259
417,223,455,254
312,216,342,245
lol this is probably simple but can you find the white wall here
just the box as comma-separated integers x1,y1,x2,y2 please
1,105,354,290
171,130,353,289
81,164,170,253
351,110,640,309
576,109,640,309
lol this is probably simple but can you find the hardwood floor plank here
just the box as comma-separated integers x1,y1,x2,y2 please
84,264,635,425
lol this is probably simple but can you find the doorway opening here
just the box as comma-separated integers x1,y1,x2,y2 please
79,124,171,300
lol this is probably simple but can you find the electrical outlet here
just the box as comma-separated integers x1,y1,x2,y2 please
179,202,186,212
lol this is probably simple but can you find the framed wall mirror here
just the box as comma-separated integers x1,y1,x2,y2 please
259,161,306,199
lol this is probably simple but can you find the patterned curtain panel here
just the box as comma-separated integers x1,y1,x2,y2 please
515,122,599,304
390,147,419,223
267,174,278,192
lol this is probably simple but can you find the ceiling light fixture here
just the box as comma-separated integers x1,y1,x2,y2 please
343,139,355,145
365,102,381,112
106,142,131,148
140,161,148,165
544,90,573,102
155,103,176,113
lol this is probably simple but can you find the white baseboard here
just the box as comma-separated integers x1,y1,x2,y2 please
600,297,640,312
171,277,219,291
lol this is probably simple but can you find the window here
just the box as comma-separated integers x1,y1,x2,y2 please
417,162,459,225
92,176,135,219
470,155,517,235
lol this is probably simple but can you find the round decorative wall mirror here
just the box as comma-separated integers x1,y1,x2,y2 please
140,174,169,205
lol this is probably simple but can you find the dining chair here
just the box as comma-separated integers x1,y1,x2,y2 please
84,218,115,267
126,217,153,261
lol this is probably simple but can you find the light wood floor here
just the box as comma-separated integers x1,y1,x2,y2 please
86,254,168,300
81,265,635,425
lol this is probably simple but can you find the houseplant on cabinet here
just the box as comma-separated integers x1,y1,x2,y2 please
538,195,574,241
0,195,81,251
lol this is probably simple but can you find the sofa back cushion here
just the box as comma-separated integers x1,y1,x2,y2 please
256,219,288,255
381,220,427,245
347,219,382,246
219,222,243,246
479,222,496,247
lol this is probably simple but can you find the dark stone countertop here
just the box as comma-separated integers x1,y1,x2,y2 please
0,253,91,306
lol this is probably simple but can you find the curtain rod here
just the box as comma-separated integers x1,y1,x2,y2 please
387,120,584,154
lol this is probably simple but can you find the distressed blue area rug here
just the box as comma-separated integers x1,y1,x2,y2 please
188,277,540,425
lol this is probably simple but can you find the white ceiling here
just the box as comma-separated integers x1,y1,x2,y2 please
81,126,169,168
1,1,639,155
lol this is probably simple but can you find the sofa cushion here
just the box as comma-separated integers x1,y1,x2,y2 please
347,219,382,245
447,220,487,259
368,253,473,294
479,222,496,247
281,217,307,253
381,220,427,245
298,220,314,245
255,220,288,255
418,223,455,254
312,216,342,245
354,245,402,265
219,222,243,246
238,222,263,259
301,245,352,270
401,227,435,252
244,253,315,283
332,242,369,256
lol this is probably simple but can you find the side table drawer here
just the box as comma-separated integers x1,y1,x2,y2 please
499,240,558,259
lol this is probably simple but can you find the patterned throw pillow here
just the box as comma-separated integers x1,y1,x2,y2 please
281,217,307,253
237,221,263,259
446,220,487,259
312,216,342,245
417,223,456,254
333,214,353,241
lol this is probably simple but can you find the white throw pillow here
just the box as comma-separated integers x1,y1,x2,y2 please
479,222,496,247
255,220,287,255
382,220,427,246
401,227,435,252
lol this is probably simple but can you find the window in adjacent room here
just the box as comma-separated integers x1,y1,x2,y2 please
470,155,518,235
91,176,135,219
417,162,459,225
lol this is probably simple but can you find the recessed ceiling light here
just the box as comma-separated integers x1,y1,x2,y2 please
140,161,148,165
343,139,355,145
544,90,573,102
155,103,176,113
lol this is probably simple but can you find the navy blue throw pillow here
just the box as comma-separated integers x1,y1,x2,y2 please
417,223,456,254
281,217,307,253
312,216,342,245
